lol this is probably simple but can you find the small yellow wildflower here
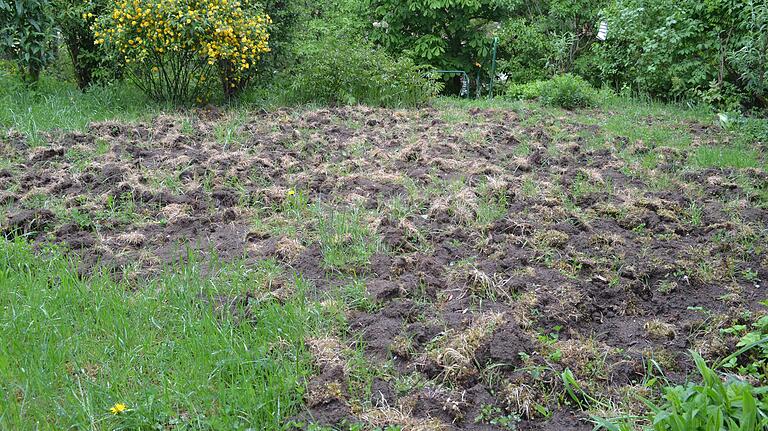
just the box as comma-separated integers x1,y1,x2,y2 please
109,402,127,415
286,189,296,197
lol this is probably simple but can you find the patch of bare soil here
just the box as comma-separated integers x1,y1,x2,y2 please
1,106,767,429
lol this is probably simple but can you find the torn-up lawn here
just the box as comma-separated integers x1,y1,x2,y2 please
1,100,767,430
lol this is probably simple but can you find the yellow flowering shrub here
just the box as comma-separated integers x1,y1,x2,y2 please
95,0,271,104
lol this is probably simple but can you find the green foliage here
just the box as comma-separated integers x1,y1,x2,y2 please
51,0,119,89
260,0,440,106
645,351,768,431
728,2,768,110
474,404,520,430
367,0,506,76
539,74,596,109
596,0,768,110
493,0,605,86
496,18,552,84
720,315,768,383
0,0,55,83
257,0,367,74
366,0,605,95
506,80,545,100
282,35,441,107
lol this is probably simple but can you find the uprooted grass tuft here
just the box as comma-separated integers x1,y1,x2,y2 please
425,312,506,382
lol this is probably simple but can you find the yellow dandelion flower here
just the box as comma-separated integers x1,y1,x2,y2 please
109,403,127,415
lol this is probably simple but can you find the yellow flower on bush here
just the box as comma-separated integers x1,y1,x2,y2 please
94,0,271,103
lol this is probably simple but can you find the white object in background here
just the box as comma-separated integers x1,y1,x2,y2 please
597,21,608,41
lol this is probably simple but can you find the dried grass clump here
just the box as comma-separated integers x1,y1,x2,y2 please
307,336,349,373
533,229,570,248
643,319,676,340
360,406,447,431
275,236,305,261
428,187,478,225
465,267,513,302
426,312,505,381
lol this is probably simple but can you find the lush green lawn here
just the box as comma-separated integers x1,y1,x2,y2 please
0,240,315,430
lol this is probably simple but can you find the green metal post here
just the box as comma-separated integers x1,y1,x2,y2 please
488,37,498,99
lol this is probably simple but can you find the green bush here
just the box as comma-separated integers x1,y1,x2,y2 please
368,0,604,81
496,19,553,85
367,0,505,72
51,0,120,89
282,35,441,107
506,80,545,100
95,0,272,104
246,0,439,107
539,74,596,109
646,351,768,431
0,0,55,83
257,0,366,76
596,0,768,110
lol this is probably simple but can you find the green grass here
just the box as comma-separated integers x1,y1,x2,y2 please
315,207,382,272
0,68,156,142
0,240,315,430
691,145,761,169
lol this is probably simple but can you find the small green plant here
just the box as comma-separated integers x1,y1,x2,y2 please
686,202,703,226
540,74,597,109
475,404,520,430
506,80,545,100
720,315,768,382
338,279,377,312
476,187,509,226
645,351,768,431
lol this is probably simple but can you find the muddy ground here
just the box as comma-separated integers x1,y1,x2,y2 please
2,105,767,430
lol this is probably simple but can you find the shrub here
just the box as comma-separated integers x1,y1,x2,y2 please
257,0,366,75
51,0,120,89
496,19,553,85
367,0,504,72
596,0,768,110
282,35,441,107
95,0,271,104
0,0,56,83
367,0,605,95
539,74,596,109
506,80,545,100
